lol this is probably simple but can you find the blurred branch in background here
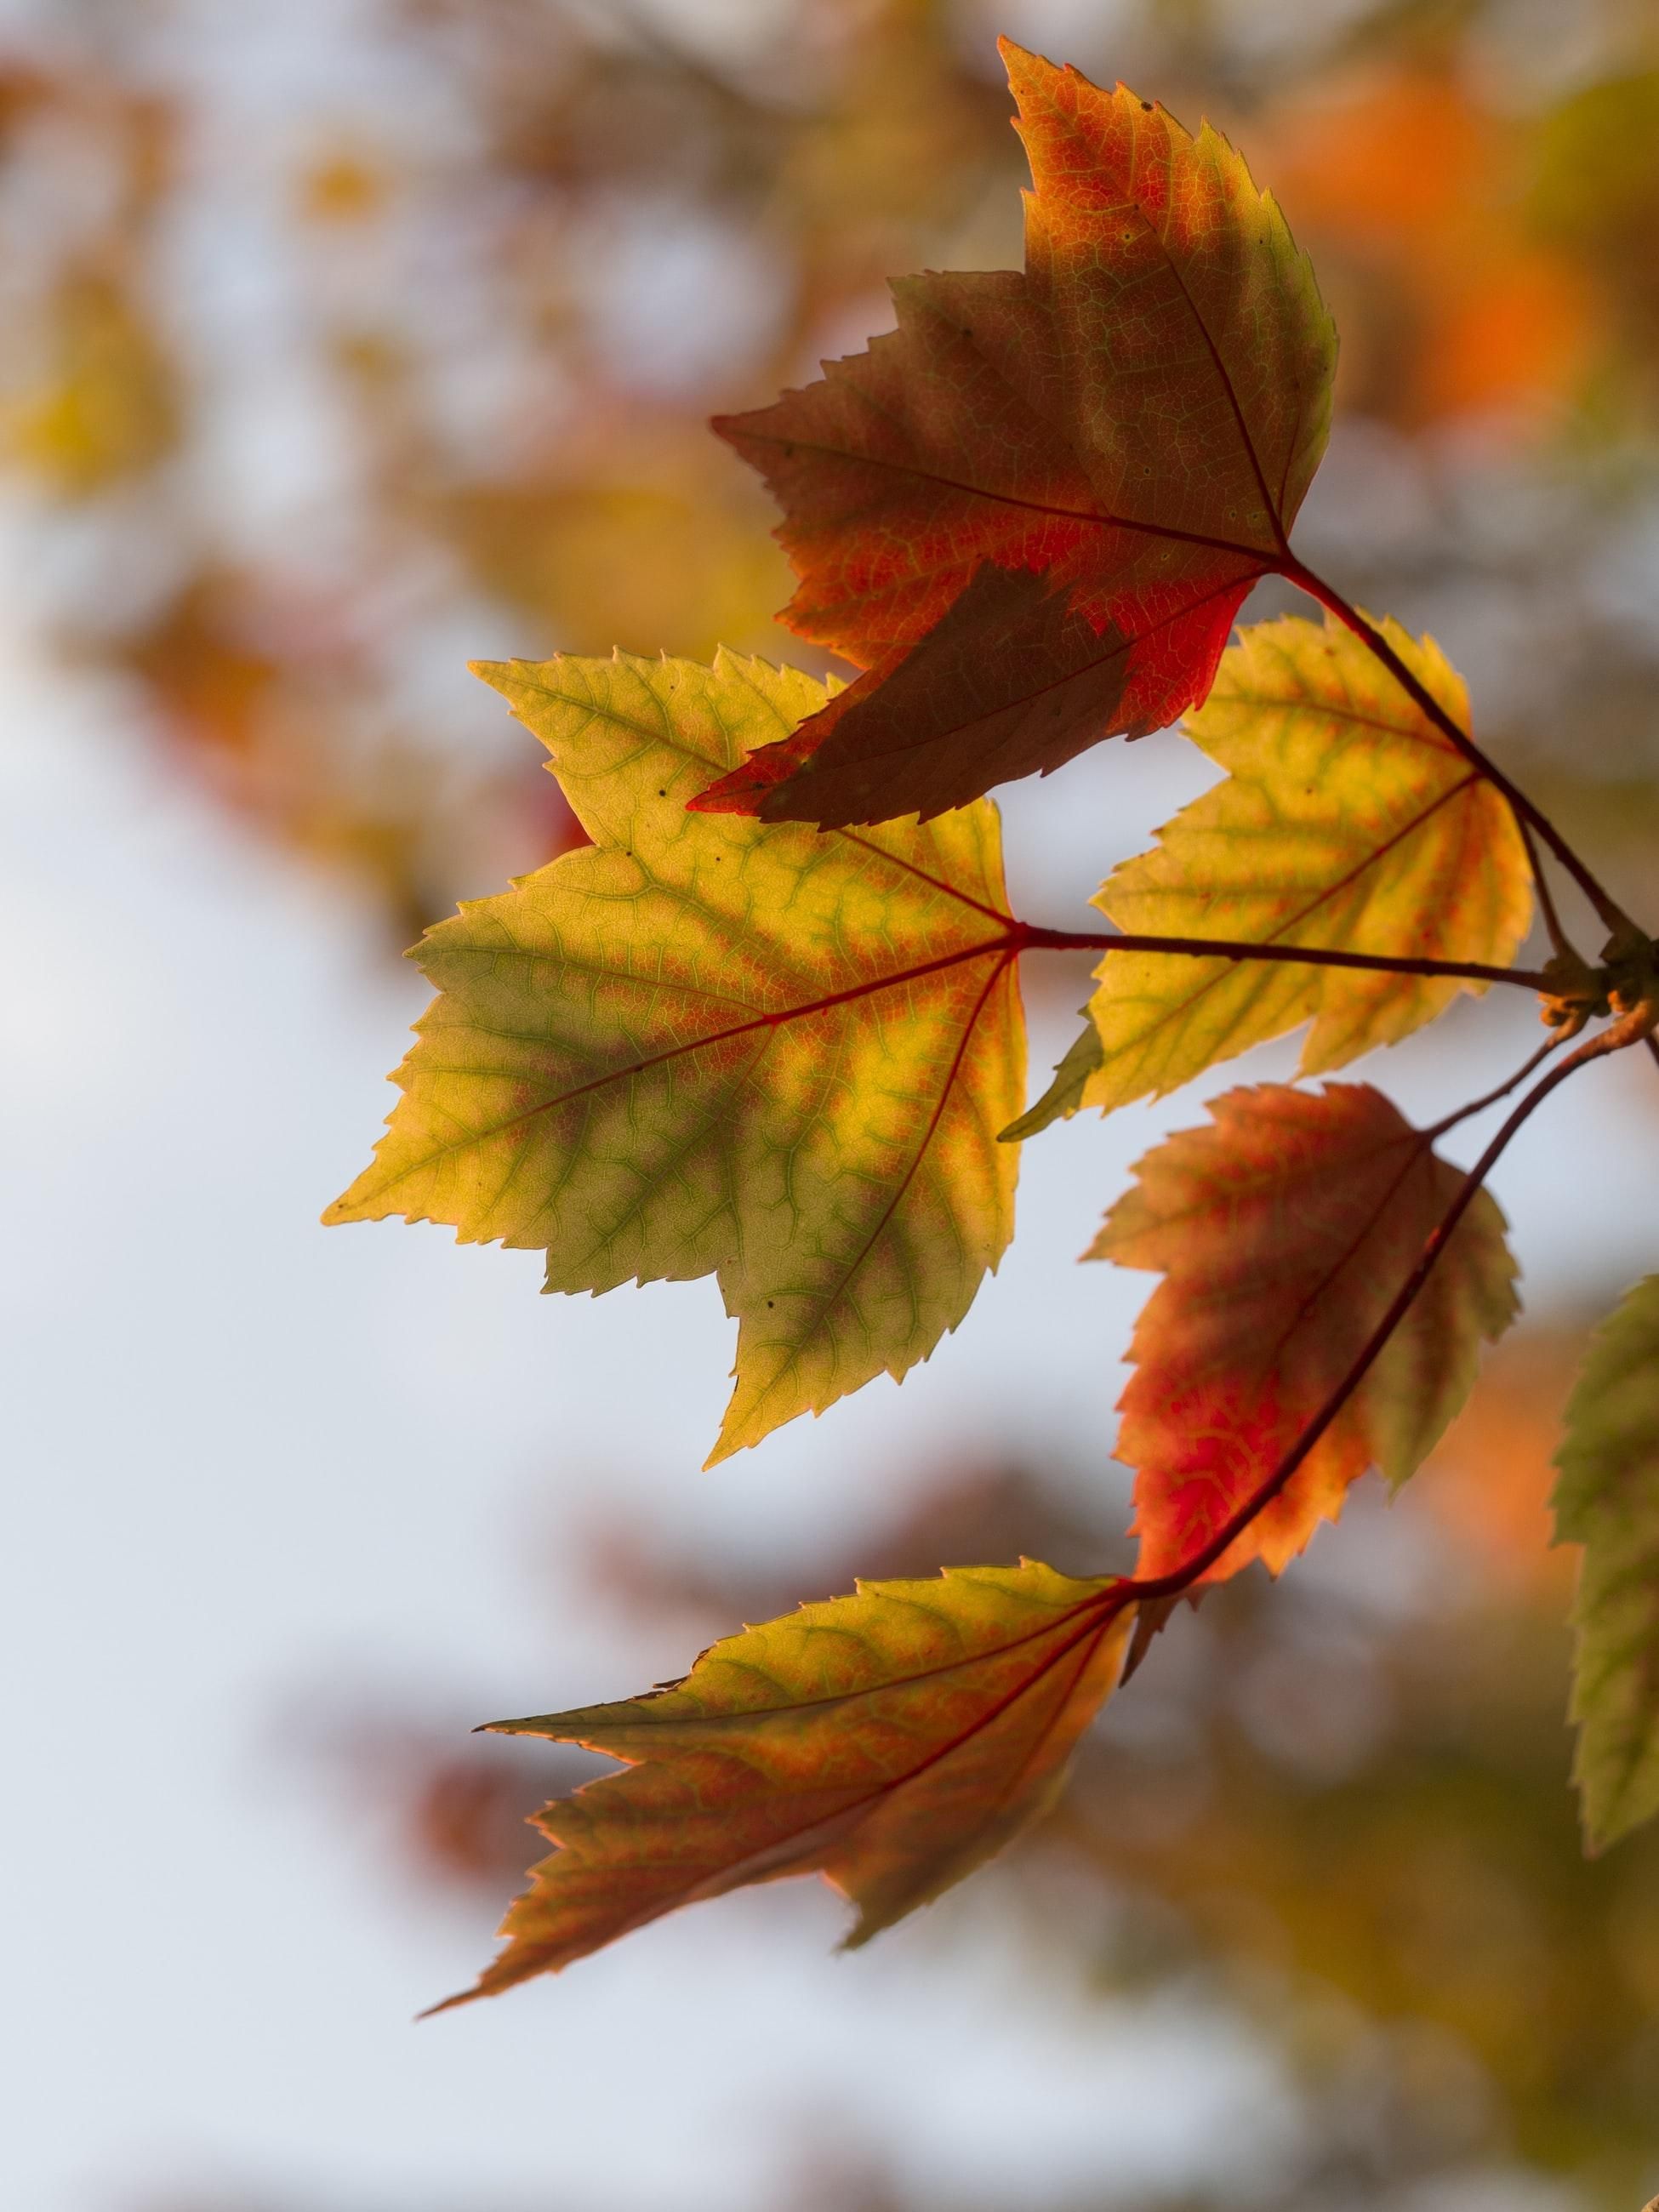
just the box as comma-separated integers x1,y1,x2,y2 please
4,0,1659,938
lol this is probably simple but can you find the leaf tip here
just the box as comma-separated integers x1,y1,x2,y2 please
415,1986,478,2022
321,1178,375,1228
701,1419,744,1470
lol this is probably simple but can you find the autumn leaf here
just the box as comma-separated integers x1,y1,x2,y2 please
693,39,1336,829
432,1563,1135,2007
1009,615,1531,1137
7,265,180,494
324,650,1024,1462
1092,1083,1519,1582
1553,1277,1659,1851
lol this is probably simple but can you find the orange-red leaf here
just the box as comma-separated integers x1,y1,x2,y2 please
1092,1084,1518,1583
695,39,1336,828
433,1563,1134,2007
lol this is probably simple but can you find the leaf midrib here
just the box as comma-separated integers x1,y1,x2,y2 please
349,933,1016,1200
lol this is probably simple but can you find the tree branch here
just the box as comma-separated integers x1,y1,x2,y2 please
1425,1034,1561,1141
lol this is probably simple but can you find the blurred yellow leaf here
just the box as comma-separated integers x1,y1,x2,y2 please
7,265,179,493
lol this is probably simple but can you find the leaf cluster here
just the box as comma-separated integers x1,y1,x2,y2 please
328,38,1659,2008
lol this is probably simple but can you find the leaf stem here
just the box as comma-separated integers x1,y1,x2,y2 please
1515,816,1578,962
1423,1034,1561,1142
1012,921,1552,993
1279,554,1634,938
1120,1011,1645,1600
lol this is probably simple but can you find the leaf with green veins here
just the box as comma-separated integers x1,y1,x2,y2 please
430,1562,1136,2008
324,648,1024,1462
1554,1277,1659,1851
1018,614,1532,1132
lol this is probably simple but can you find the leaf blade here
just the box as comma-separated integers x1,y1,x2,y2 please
1553,1277,1659,1851
1046,614,1531,1125
326,650,1025,1461
436,1564,1135,2005
1092,1082,1519,1582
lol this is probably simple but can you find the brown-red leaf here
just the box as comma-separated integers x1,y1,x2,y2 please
431,1564,1135,2007
694,39,1336,828
1092,1084,1519,1583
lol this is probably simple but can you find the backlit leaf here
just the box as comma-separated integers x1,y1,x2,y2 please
1553,1277,1659,1851
1002,1001,1105,1143
1018,614,1531,1134
433,1563,1135,2006
1092,1083,1518,1582
325,650,1024,1463
694,39,1336,828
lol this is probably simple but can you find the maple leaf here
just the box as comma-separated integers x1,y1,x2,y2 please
431,1563,1135,2007
1553,1277,1659,1851
1009,615,1532,1137
324,650,1024,1462
693,39,1337,829
1092,1083,1519,1582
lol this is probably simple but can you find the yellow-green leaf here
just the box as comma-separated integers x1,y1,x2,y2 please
1553,1277,1659,1851
1018,614,1531,1131
325,650,1024,1462
433,1563,1135,2008
1001,1004,1104,1143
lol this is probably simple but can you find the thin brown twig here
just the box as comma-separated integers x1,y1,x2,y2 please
1515,815,1576,961
1425,1033,1561,1141
1013,923,1553,991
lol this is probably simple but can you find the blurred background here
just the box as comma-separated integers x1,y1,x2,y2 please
9,0,1659,2206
